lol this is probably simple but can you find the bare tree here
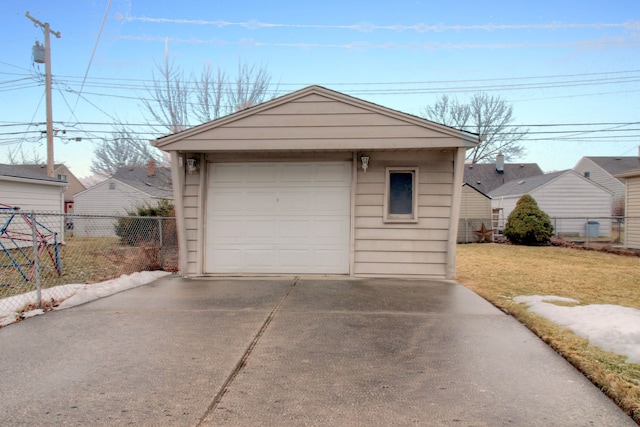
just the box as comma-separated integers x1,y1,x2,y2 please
140,54,191,134
141,46,278,132
422,93,527,163
7,145,45,164
193,64,227,123
90,125,162,177
228,62,275,113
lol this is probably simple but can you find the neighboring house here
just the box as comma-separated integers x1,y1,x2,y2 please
574,156,640,215
18,163,86,215
461,154,543,240
74,161,172,237
463,154,543,195
0,164,67,246
490,170,613,238
616,168,640,249
152,85,479,279
458,183,492,243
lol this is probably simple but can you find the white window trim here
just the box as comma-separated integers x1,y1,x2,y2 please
383,166,419,223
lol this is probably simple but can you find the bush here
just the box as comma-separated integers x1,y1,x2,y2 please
115,200,175,246
503,194,554,246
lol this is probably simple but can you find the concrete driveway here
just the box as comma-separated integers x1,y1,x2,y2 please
0,276,634,426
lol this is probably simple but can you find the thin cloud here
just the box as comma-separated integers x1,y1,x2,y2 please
115,15,640,32
115,35,640,50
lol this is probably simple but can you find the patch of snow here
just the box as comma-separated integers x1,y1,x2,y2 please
515,295,640,363
0,271,170,327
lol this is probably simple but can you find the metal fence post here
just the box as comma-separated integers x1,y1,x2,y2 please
157,217,163,267
31,211,41,309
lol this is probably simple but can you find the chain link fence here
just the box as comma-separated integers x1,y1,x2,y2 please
1,210,177,324
458,215,637,249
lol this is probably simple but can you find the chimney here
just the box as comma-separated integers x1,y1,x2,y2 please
496,152,505,174
147,159,156,177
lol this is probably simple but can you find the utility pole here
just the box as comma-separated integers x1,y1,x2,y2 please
25,11,61,178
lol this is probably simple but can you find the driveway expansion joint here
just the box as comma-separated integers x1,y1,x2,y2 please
198,277,299,425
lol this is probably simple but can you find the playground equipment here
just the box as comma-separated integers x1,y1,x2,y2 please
0,203,61,282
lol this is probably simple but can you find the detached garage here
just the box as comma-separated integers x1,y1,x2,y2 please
153,86,478,279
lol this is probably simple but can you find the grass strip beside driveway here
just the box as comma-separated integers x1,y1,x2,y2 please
456,243,640,423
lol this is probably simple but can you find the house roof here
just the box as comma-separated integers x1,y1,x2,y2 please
152,85,480,151
463,162,543,195
111,165,173,198
489,169,613,198
0,163,66,184
489,170,566,197
582,156,640,176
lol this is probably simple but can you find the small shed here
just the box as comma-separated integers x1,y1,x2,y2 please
616,168,640,249
490,170,613,238
152,85,479,279
0,164,67,245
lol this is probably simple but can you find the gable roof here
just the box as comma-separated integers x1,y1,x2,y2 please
152,85,479,151
582,156,640,176
111,165,173,198
463,162,543,195
489,169,613,198
0,164,66,185
489,170,566,197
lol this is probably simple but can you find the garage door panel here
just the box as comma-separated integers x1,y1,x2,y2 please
207,162,351,274
212,164,245,183
244,250,277,269
279,220,311,239
281,164,312,182
315,163,351,181
244,191,278,213
278,190,313,212
315,249,347,267
209,191,244,212
247,165,278,183
313,219,349,240
313,189,351,212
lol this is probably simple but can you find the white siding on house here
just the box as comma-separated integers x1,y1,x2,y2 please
492,171,612,237
0,179,65,247
74,179,160,237
574,158,625,213
625,174,640,249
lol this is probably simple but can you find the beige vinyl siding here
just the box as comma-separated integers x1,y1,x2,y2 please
158,94,467,152
626,175,640,248
354,150,454,278
458,185,492,243
183,173,201,275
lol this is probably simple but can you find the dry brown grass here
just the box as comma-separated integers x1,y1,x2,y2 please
456,243,640,422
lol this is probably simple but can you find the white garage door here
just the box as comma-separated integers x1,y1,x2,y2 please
206,162,351,274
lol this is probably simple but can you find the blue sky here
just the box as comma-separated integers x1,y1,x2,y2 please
1,0,639,178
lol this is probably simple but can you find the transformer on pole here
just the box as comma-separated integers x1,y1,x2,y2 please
25,11,61,178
